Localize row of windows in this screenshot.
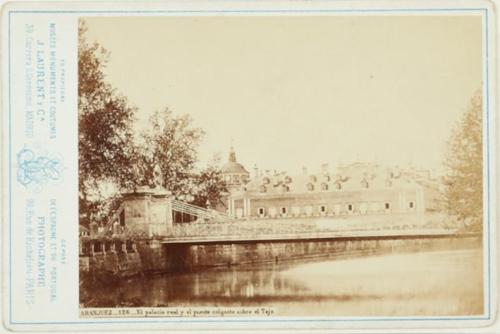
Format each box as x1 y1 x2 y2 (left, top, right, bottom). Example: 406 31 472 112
259 180 396 193
255 201 415 216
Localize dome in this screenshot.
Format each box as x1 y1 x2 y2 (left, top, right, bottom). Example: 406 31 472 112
221 146 249 175
222 161 249 174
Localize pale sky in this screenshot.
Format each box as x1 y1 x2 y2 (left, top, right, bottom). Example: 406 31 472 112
84 15 482 175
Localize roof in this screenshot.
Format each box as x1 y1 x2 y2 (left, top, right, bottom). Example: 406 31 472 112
240 162 421 196
221 161 250 174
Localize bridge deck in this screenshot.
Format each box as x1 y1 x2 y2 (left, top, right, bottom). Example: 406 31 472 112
160 229 473 245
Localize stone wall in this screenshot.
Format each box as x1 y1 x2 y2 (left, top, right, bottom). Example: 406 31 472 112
84 252 143 277
80 239 173 277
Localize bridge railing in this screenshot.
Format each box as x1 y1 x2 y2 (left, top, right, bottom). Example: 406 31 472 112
168 215 457 239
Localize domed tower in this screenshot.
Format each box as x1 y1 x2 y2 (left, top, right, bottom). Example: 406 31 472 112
221 145 250 191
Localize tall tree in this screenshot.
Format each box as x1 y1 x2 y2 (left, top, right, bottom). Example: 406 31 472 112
78 20 137 225
137 108 204 198
442 91 483 229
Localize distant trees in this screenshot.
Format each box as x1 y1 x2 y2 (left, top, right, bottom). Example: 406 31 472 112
442 92 483 230
78 20 227 226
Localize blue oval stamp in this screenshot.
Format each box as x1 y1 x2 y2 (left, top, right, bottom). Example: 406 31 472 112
16 146 63 188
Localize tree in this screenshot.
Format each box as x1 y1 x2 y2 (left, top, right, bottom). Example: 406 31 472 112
137 108 204 197
442 91 483 229
191 156 229 209
78 20 138 226
136 110 229 209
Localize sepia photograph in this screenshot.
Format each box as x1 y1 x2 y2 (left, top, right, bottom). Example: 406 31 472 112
78 15 484 316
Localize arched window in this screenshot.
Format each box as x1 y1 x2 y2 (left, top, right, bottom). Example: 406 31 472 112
335 182 342 190
260 185 267 193
284 176 293 184
282 184 290 192
309 175 317 183
307 183 315 191
361 179 369 189
321 183 329 191
263 177 271 185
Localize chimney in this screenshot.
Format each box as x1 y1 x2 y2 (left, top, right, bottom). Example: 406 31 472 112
302 166 308 175
321 163 329 175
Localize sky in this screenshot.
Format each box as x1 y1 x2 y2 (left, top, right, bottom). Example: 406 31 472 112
84 15 482 175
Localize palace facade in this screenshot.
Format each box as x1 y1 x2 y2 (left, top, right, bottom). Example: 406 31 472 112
222 152 437 220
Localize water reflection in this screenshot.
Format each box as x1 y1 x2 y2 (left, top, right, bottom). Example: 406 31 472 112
95 249 483 316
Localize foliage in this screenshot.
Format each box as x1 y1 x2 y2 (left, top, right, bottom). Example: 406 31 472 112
191 156 229 209
442 92 483 229
78 20 138 225
136 108 205 197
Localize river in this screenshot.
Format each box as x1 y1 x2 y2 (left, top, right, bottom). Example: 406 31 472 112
90 248 483 316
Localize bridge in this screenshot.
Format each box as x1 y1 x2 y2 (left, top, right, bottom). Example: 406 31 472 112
80 187 466 244
160 227 464 245
79 188 480 273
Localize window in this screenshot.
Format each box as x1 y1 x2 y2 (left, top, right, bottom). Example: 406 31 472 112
282 184 290 192
259 185 267 193
263 177 271 185
284 176 293 184
335 182 342 190
385 202 391 210
307 183 315 191
361 179 369 188
321 183 329 191
281 207 287 215
347 204 353 212
309 175 317 183
320 205 327 213
409 202 414 209
258 207 265 215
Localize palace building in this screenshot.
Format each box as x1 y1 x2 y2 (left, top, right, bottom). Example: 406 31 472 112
225 156 436 220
